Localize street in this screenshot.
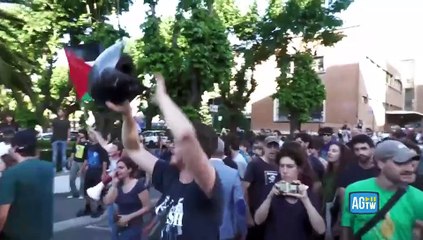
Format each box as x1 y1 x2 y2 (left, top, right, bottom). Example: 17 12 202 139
54 223 110 240
52 174 161 239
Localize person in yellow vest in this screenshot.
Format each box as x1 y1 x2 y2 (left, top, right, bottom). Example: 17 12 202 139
67 129 89 199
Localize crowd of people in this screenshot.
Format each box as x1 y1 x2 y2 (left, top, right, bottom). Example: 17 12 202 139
0 73 423 240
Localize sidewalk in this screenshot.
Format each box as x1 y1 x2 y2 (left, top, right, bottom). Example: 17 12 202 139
53 174 108 233
54 173 75 194
53 174 161 233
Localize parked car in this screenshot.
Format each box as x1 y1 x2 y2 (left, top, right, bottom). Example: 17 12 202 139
37 131 79 141
142 130 168 146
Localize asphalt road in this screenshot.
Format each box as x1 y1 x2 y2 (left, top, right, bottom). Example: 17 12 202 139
53 187 161 239
53 225 110 240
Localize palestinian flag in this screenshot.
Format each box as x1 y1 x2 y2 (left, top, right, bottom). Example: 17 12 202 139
64 49 93 103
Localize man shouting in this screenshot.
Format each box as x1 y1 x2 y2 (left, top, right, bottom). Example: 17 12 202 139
106 74 222 239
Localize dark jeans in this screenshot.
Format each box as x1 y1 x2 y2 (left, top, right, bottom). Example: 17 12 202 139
52 140 68 171
246 224 265 240
116 225 143 240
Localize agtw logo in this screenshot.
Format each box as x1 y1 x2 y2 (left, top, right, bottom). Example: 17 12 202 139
349 192 379 214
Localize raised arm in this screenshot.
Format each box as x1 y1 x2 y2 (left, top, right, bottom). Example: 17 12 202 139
153 74 216 197
106 101 158 175
88 128 108 149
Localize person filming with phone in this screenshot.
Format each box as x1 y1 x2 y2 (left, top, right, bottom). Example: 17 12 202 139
254 142 326 240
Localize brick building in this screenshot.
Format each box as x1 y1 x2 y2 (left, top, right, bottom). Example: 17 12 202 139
249 26 406 132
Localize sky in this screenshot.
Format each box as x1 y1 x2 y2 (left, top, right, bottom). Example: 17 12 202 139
56 0 423 64
54 0 423 113
106 0 262 38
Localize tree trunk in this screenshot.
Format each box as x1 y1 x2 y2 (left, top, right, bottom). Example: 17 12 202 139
228 110 240 133
289 113 301 137
189 71 201 108
93 112 117 140
144 104 158 130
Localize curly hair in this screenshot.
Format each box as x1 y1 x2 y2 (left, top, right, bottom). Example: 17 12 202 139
277 141 316 187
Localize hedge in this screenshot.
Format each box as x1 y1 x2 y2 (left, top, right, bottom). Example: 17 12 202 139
38 140 74 162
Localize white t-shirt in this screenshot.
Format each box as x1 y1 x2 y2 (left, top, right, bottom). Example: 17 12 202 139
109 158 118 172
0 142 11 156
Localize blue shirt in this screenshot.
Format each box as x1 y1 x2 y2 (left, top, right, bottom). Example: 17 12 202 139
210 159 247 239
86 144 108 169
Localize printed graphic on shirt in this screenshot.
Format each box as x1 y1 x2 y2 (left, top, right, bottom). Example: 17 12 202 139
87 150 100 167
264 171 278 185
155 196 185 239
75 145 85 159
368 211 395 240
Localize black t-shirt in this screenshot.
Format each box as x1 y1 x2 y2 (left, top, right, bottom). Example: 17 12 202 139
86 143 108 169
223 156 238 170
51 118 70 141
116 178 147 226
338 162 380 188
72 142 88 163
243 157 279 213
264 189 321 240
0 122 18 134
152 160 222 240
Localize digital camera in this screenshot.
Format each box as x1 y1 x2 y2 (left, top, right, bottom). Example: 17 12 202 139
275 181 300 194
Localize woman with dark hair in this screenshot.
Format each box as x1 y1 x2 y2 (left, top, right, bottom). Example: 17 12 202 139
103 156 152 240
321 142 353 240
283 141 321 195
0 113 19 135
254 142 326 240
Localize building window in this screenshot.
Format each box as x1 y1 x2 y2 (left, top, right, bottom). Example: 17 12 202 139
404 88 414 111
273 99 325 122
313 56 325 73
362 96 369 104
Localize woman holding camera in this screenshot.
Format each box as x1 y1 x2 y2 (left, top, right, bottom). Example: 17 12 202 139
103 156 152 240
254 142 326 240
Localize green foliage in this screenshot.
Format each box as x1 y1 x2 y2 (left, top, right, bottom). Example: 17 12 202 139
0 0 132 129
181 106 202 122
78 22 129 48
15 104 38 128
274 52 325 121
214 0 263 130
261 0 353 132
136 0 233 109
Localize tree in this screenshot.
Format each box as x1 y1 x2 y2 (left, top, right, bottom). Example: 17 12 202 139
215 0 268 131
0 8 34 102
261 0 353 134
274 51 325 133
134 0 233 126
0 0 131 130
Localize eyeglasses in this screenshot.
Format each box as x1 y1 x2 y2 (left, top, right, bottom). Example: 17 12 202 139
320 133 332 137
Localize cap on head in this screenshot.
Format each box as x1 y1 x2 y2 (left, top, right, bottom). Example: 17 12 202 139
374 140 418 163
264 136 279 146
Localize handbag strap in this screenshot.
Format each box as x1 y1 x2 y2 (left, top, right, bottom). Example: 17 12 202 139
354 187 407 239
